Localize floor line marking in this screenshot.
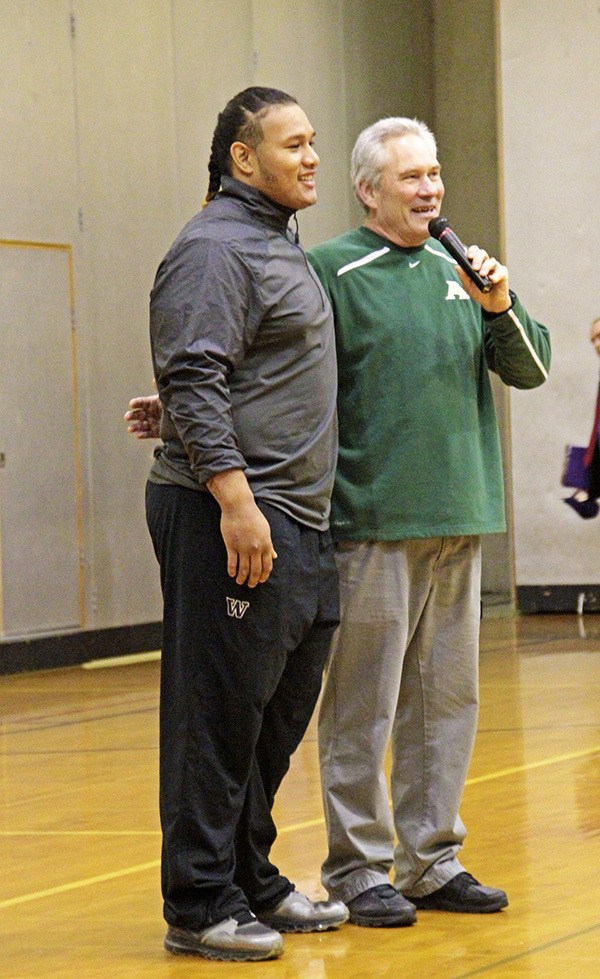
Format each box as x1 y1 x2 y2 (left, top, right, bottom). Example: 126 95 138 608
451 920 600 977
278 817 324 834
2 746 598 908
82 651 161 669
465 743 600 785
0 861 160 910
0 830 160 837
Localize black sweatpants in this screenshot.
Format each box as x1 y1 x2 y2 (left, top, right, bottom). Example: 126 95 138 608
146 482 339 930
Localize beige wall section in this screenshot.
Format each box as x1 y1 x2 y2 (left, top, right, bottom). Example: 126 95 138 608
341 0 436 227
498 0 600 587
1 0 512 640
343 0 435 135
432 0 500 254
72 0 179 624
0 2 84 638
170 1 255 224
251 0 352 246
432 0 511 599
0 1 78 240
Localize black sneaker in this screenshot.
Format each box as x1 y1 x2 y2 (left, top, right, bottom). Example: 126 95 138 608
164 915 284 961
347 884 417 927
407 872 508 913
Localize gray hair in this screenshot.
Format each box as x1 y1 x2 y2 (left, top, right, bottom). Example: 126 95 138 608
350 117 437 212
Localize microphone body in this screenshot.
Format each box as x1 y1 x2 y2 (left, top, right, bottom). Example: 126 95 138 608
428 217 493 293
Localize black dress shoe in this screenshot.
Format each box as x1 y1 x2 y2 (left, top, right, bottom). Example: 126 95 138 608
406 872 508 913
347 883 417 927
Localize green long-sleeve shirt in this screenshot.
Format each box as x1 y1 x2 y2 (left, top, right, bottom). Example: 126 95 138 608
308 226 551 541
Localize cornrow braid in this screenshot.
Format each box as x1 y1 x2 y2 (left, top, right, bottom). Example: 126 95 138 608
203 87 297 205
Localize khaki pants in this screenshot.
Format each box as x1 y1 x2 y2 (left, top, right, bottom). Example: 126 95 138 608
318 536 482 901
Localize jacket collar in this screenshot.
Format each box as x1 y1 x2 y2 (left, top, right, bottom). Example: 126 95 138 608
219 175 294 233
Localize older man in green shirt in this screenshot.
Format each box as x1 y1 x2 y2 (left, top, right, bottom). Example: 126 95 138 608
309 116 550 927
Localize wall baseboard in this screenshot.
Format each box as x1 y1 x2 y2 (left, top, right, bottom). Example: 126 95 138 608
516 585 600 614
0 622 162 676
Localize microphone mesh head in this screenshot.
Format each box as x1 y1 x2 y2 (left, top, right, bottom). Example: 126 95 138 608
428 216 449 238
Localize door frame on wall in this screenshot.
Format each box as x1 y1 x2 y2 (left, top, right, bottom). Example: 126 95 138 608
0 238 86 637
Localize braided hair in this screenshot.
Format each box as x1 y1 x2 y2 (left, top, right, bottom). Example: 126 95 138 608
204 87 298 205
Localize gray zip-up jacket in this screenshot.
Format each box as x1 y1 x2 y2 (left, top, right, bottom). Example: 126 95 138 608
148 176 338 531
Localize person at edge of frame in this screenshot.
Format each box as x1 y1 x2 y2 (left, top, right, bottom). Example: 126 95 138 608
563 314 600 518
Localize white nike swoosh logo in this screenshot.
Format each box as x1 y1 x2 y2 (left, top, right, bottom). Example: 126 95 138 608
409 261 420 268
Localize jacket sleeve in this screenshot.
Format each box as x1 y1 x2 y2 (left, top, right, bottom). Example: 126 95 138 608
483 293 551 389
149 237 262 484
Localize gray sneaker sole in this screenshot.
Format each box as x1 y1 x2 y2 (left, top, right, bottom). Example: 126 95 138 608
259 911 349 933
164 933 283 961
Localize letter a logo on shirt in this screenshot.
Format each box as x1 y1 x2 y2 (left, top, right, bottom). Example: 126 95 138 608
445 280 470 301
226 597 250 619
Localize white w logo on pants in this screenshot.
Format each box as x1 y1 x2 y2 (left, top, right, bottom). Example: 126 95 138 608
226 597 250 619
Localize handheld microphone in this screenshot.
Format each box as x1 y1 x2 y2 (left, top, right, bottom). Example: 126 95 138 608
428 216 493 293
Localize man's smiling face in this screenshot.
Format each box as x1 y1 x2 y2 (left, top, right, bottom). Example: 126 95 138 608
243 103 319 212
361 133 444 247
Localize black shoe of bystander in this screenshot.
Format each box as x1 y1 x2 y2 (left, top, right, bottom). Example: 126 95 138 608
406 872 508 913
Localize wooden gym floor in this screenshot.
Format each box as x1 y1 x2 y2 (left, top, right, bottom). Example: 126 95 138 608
1 612 599 977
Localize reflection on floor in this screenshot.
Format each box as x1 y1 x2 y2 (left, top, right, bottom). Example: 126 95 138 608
1 612 599 977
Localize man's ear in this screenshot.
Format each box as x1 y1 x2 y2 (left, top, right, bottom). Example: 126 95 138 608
230 141 254 177
356 180 376 211
356 180 377 210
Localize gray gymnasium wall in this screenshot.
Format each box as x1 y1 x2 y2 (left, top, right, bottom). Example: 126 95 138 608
3 0 547 656
498 0 600 610
432 0 509 599
0 0 438 650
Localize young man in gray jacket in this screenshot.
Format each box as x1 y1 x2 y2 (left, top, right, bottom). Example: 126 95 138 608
143 87 347 963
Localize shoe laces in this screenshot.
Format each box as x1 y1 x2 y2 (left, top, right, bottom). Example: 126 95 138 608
234 910 257 926
455 872 480 888
371 883 400 899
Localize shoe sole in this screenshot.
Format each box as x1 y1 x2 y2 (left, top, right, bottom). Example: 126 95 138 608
410 898 508 914
164 936 283 961
348 910 416 928
259 913 349 933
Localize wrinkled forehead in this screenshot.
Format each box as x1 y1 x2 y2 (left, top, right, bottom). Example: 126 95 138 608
382 133 439 171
